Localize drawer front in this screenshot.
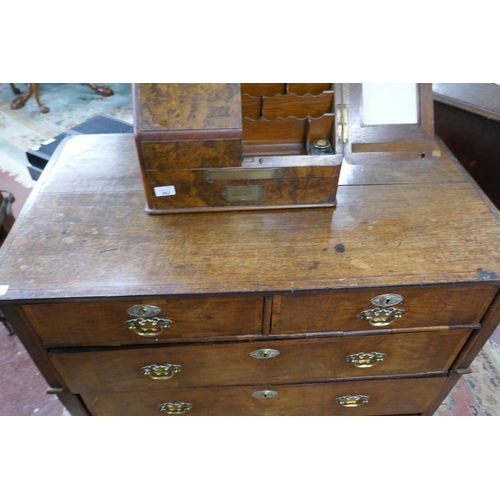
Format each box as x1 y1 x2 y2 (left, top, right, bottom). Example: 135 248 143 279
83 377 447 416
51 329 471 393
271 284 498 334
22 296 264 346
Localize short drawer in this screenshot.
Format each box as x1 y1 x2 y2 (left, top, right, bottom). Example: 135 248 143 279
50 329 471 393
22 296 264 346
82 376 448 416
271 284 498 334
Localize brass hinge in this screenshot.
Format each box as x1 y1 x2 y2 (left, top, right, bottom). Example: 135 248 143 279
337 104 349 144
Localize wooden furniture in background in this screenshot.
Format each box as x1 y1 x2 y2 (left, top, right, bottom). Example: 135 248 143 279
10 83 114 114
0 190 15 247
0 133 499 415
433 83 500 209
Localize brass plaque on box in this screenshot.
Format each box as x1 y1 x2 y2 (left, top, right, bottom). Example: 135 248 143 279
221 185 265 202
204 168 284 182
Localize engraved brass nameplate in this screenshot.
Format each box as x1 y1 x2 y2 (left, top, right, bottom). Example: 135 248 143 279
221 185 265 202
204 168 283 182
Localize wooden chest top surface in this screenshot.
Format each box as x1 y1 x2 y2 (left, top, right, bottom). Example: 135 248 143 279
1 133 500 301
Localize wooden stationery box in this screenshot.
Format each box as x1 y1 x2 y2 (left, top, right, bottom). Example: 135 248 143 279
133 83 343 213
133 83 438 214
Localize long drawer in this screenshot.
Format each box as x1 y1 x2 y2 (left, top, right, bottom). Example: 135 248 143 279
50 329 471 393
82 376 448 416
271 284 498 334
22 296 264 346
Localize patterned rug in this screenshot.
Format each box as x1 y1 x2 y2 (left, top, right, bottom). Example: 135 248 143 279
1 82 499 416
0 83 133 188
436 329 500 416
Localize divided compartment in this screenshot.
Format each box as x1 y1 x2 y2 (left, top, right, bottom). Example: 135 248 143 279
241 83 337 157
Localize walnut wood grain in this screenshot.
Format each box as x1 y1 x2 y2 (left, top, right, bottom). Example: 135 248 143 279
22 296 264 347
143 170 339 211
83 376 447 416
141 139 242 170
134 83 242 131
271 285 498 335
50 329 471 393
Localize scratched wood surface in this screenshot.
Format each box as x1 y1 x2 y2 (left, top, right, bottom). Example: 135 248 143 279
1 133 500 301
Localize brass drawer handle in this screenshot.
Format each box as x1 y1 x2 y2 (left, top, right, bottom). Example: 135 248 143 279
125 317 173 337
335 395 370 407
249 348 280 359
141 363 181 380
346 352 386 368
158 402 193 415
360 293 404 327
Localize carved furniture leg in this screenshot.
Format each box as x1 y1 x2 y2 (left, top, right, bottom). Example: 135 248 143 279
31 83 50 113
10 83 21 94
11 83 49 113
87 83 114 97
11 84 33 110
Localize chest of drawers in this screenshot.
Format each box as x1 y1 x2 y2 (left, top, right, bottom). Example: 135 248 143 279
1 134 500 416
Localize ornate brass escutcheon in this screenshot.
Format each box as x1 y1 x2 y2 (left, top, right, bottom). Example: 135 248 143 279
346 352 386 368
125 317 173 337
141 363 181 380
126 304 163 318
252 389 279 399
158 402 193 415
360 293 405 327
335 395 370 407
249 348 280 359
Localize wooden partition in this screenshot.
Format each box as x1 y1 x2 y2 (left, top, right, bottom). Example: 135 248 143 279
241 83 336 156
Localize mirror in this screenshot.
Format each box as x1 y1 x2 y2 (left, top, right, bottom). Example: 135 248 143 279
361 83 419 125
